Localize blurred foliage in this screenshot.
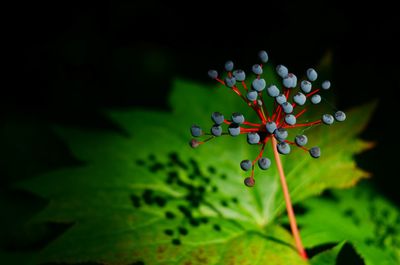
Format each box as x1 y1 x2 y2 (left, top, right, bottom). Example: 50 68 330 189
298 183 400 265
6 70 385 264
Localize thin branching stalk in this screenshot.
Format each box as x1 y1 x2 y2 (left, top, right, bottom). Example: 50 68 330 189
272 136 308 259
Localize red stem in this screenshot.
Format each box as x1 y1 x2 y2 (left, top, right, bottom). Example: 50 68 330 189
252 142 266 165
243 121 262 127
215 78 225 85
284 140 309 152
271 137 308 259
284 120 322 128
275 105 283 125
306 89 320 98
223 119 232 125
259 93 271 121
231 85 266 123
240 128 260 133
241 81 248 91
295 108 307 118
284 88 290 100
231 86 244 98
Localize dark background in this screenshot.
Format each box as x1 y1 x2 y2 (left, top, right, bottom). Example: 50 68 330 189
1 0 399 261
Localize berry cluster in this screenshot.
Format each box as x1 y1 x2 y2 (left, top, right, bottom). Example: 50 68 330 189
190 51 346 187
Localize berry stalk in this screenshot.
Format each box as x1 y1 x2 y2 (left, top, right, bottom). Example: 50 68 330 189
200 50 346 258
271 136 308 260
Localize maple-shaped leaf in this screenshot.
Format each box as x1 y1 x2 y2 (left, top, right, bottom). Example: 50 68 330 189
297 183 400 265
15 73 375 264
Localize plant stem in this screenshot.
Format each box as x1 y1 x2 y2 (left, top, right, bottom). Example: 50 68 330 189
271 137 308 260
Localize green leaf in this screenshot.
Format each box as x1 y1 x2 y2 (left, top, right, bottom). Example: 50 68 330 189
310 241 346 265
298 183 400 265
16 72 375 264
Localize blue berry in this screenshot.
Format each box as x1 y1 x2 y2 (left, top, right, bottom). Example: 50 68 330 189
322 114 334 125
277 142 291 155
293 92 306 106
307 68 318 81
208 70 218 79
276 94 287 105
281 102 293 114
225 77 236 88
252 64 263 75
295 135 308 146
300 80 312 93
283 73 297 88
258 157 271 170
284 114 296 125
274 128 288 141
246 90 258 101
191 125 202 137
232 113 245 124
252 78 266 92
247 133 260 145
258 50 269 63
291 74 298 87
283 76 293 88
225 61 234 71
189 139 200 148
211 112 224 125
334 111 346 122
267 85 280 97
322 80 331 90
201 53 344 167
240 160 252 171
228 123 241 136
233 69 246 81
266 121 277 134
309 147 321 158
311 94 321 104
276 65 289 78
244 177 255 187
211 125 222 136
